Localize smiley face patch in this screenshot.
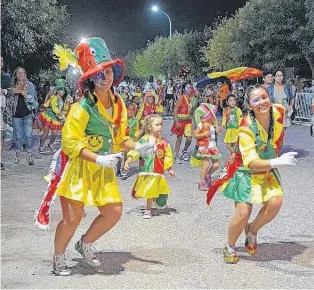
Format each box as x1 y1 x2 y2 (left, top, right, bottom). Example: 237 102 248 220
87 135 103 152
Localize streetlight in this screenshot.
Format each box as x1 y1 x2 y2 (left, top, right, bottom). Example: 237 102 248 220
80 37 87 43
151 5 172 40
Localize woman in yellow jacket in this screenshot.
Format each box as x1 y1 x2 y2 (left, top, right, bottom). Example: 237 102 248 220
38 37 154 276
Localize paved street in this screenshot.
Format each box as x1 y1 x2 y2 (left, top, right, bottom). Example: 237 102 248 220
1 121 314 289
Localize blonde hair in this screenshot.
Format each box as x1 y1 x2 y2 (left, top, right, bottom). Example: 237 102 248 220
12 67 28 94
140 114 163 137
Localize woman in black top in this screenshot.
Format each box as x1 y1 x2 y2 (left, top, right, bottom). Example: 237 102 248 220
6 67 37 165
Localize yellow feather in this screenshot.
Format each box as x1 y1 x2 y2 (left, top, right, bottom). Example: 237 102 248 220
52 44 81 72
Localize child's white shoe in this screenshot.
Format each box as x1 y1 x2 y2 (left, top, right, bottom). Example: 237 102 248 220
143 210 152 219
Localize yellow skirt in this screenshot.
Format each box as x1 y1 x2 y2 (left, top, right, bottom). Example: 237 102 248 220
132 175 170 198
224 128 238 143
56 157 122 206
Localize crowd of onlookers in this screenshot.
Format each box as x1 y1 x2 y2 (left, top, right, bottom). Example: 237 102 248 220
1 56 314 171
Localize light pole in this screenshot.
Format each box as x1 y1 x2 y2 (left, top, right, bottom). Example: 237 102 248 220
152 5 172 40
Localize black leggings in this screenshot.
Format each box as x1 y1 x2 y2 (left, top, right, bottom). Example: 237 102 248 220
164 94 175 115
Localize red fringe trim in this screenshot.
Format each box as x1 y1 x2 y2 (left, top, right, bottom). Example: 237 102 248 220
206 153 242 206
38 114 62 130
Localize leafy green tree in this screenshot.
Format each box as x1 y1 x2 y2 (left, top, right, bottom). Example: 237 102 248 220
204 16 240 71
121 50 144 80
296 0 314 76
205 0 314 77
1 0 70 75
135 31 208 79
184 30 210 78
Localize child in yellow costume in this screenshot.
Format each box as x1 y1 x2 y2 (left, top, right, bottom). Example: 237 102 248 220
124 114 176 219
221 94 242 163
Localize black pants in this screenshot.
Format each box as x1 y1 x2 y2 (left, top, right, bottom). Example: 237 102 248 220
164 94 175 115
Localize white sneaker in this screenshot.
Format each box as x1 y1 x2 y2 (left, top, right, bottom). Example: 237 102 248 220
53 253 72 276
75 236 101 267
182 151 189 161
218 168 228 179
143 210 152 219
174 156 182 164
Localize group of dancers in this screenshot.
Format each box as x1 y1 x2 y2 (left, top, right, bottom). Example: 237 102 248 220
33 37 298 275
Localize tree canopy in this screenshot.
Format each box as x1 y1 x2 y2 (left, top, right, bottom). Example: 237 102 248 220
134 31 208 80
205 0 314 77
1 0 70 75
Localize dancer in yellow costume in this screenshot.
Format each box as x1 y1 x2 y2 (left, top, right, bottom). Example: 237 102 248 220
206 86 298 264
43 37 154 276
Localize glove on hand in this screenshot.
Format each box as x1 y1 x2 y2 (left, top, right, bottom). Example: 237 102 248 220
270 152 298 168
96 152 123 168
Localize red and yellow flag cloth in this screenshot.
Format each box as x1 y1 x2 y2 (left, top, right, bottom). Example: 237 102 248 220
208 67 263 83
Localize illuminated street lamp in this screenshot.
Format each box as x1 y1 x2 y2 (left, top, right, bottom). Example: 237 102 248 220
80 37 87 43
151 5 172 40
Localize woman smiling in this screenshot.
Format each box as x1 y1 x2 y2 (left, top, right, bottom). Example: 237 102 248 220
207 85 298 264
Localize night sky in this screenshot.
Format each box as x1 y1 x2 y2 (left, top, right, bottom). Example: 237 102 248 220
60 0 247 56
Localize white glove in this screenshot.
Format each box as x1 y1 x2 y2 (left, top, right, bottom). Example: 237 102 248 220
96 152 123 168
134 141 154 157
270 152 298 168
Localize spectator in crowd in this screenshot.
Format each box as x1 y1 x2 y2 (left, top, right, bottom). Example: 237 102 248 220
164 79 176 116
5 67 37 165
288 79 297 99
1 56 11 170
262 71 273 89
267 70 293 128
144 75 157 93
129 79 136 96
305 80 314 93
294 75 303 93
118 75 130 89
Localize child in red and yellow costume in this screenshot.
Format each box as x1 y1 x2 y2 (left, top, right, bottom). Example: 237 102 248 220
124 114 176 219
136 90 163 128
191 103 222 191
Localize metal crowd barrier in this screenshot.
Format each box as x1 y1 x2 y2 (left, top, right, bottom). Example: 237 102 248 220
292 93 314 126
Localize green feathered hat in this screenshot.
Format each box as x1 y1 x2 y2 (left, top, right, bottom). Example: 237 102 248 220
54 79 67 94
53 37 125 88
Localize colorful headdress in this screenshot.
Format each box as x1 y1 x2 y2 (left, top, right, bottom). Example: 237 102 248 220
53 37 125 87
54 79 67 94
194 103 217 124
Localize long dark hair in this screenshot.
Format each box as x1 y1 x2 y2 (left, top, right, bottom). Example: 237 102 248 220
246 85 274 141
82 79 117 106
